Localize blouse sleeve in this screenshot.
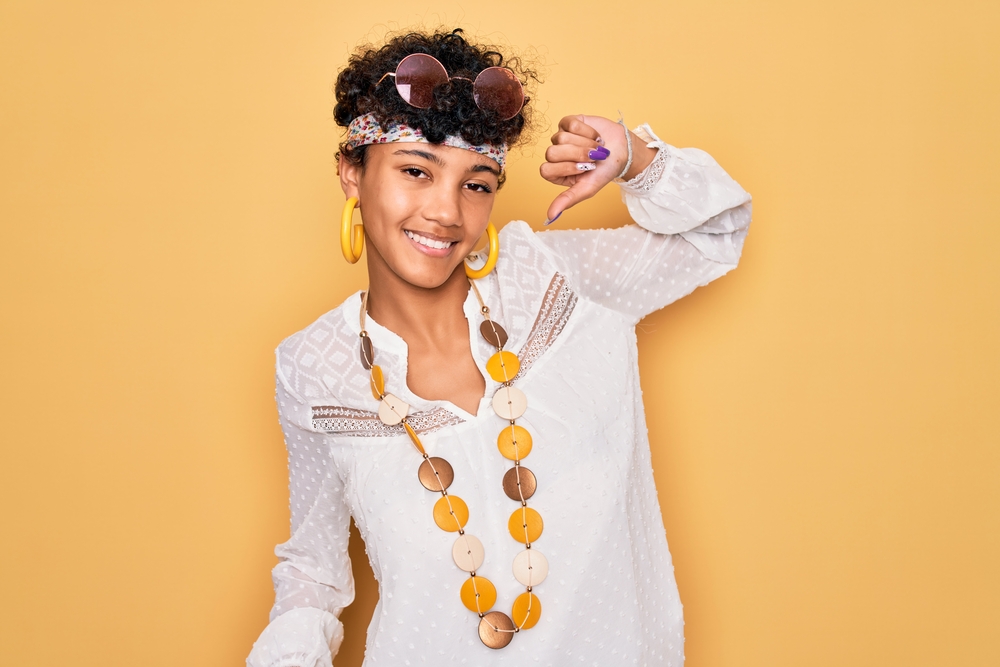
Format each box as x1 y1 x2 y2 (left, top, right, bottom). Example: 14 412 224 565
246 370 355 667
535 123 752 322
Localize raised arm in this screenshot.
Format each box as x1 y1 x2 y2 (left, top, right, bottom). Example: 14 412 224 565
247 373 354 667
537 116 751 321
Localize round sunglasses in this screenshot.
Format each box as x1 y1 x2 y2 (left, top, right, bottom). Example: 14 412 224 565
376 53 525 121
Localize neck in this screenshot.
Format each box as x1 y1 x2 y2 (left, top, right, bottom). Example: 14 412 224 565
365 257 472 348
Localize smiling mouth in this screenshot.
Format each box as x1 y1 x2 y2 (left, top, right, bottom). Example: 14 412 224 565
404 230 458 251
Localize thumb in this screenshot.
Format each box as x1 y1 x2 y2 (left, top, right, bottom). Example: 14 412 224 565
545 178 604 225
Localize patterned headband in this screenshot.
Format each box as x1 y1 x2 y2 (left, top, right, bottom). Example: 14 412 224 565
345 113 507 171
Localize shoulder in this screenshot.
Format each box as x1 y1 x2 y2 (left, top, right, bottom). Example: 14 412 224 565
488 221 582 353
497 219 546 249
493 220 562 281
275 292 367 407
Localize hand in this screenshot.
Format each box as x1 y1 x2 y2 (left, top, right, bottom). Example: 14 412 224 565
539 114 652 224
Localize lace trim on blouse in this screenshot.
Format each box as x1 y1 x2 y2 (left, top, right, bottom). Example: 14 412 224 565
311 272 578 437
513 272 578 381
622 144 671 192
311 405 463 437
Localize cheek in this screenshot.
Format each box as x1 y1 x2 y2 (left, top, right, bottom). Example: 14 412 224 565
470 189 497 221
358 181 408 240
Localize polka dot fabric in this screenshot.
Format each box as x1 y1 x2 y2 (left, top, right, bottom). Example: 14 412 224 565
247 128 752 667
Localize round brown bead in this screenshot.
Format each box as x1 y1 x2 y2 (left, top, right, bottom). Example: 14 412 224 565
478 611 515 648
417 457 454 492
360 336 374 370
480 320 509 348
502 466 536 501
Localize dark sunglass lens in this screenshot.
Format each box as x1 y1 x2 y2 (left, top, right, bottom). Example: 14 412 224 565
394 54 449 108
473 67 524 120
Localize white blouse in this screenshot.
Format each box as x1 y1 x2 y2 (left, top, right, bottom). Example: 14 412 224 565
247 125 752 667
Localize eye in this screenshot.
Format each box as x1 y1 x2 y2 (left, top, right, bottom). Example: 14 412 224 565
465 182 493 194
402 167 428 179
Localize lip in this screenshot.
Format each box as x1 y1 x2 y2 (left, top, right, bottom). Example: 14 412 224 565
403 229 459 258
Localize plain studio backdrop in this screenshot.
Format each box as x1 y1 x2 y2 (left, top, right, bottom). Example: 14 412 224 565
1 2 998 666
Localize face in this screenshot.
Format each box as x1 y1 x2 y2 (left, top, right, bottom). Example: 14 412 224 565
340 142 500 290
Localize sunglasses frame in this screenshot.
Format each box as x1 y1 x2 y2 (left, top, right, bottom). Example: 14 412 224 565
376 53 525 121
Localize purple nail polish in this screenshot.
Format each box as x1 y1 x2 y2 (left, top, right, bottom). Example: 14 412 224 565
543 211 562 226
588 148 609 160
595 145 610 156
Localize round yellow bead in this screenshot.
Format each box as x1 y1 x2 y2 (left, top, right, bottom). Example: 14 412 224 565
460 575 497 614
403 422 426 456
511 591 542 629
507 506 543 543
486 350 520 383
369 365 385 401
433 495 469 532
497 425 533 460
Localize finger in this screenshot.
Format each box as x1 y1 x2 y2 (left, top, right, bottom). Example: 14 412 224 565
557 114 603 143
540 161 597 182
549 129 601 148
544 143 610 164
545 177 605 223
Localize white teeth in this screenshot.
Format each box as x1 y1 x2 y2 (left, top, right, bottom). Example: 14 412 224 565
405 230 454 250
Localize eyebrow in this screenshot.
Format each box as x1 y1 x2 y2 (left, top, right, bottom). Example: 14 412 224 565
392 148 500 178
393 148 443 165
471 163 501 177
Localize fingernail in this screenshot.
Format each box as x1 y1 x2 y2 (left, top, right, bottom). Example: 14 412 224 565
576 162 596 171
596 136 604 145
589 147 610 160
543 211 562 226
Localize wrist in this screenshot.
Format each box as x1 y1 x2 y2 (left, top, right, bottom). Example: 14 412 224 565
621 135 656 181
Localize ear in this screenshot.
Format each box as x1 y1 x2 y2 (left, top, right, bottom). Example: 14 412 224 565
338 154 362 200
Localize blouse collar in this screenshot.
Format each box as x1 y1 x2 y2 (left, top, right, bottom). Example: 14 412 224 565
339 279 494 416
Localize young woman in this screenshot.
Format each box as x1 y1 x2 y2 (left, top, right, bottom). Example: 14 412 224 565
248 28 751 667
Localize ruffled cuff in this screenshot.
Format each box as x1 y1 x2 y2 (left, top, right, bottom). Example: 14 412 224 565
246 607 344 667
618 123 752 235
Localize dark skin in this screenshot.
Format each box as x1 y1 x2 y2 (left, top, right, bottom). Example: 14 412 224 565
339 115 655 415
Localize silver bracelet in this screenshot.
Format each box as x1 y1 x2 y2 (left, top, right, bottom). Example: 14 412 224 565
614 114 634 181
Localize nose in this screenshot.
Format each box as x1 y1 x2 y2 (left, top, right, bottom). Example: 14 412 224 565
422 180 463 229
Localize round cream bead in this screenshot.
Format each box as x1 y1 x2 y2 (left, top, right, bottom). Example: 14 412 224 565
512 548 548 587
492 386 527 420
377 393 408 425
452 534 486 572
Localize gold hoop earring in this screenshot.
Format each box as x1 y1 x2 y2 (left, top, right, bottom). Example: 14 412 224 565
465 222 499 279
341 197 364 263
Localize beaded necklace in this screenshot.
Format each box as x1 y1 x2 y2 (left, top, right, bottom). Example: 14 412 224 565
358 279 544 649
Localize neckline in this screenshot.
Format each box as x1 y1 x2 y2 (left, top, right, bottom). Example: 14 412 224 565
342 278 497 421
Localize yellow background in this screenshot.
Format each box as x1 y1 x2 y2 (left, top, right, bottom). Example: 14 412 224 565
1 1 998 665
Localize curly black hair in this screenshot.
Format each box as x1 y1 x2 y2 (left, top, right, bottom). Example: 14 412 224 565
334 28 539 187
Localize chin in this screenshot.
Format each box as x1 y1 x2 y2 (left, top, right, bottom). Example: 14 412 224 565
394 263 462 291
